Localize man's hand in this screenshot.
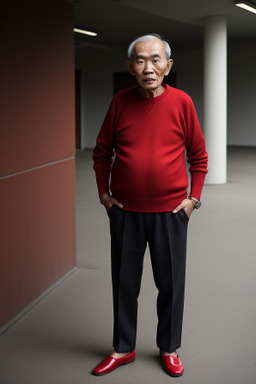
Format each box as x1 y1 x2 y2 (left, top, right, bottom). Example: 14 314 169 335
100 193 123 213
172 198 197 219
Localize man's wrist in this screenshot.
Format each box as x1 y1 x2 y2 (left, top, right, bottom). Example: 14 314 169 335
188 196 202 209
100 193 110 198
100 193 110 204
189 196 198 202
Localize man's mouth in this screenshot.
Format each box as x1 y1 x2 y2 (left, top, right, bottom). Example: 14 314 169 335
143 78 155 83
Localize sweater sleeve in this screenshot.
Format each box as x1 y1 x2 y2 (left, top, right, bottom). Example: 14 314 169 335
92 97 117 197
183 96 208 200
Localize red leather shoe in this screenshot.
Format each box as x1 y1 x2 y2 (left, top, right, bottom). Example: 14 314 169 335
160 351 184 377
92 351 136 376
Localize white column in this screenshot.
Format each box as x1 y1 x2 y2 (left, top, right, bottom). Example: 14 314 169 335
204 16 227 184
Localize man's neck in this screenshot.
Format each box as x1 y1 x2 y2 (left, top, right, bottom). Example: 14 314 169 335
139 85 165 99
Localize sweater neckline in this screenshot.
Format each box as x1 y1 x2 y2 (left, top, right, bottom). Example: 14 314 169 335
136 84 170 103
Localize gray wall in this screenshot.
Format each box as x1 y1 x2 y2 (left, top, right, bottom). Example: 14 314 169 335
75 38 256 149
227 39 256 146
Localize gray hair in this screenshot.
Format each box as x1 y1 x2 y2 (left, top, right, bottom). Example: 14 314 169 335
127 33 171 61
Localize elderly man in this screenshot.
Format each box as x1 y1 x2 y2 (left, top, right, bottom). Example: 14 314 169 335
92 33 208 377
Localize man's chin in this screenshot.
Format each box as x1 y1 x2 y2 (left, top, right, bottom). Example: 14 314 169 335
140 83 159 91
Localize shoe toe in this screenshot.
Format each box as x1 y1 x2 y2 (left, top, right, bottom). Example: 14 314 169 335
161 355 184 377
92 356 115 375
92 351 136 376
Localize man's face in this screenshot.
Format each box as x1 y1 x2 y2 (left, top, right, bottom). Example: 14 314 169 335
126 38 173 96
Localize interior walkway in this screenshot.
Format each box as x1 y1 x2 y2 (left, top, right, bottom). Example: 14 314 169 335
0 147 256 384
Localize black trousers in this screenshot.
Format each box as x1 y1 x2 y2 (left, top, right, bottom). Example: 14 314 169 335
108 205 188 353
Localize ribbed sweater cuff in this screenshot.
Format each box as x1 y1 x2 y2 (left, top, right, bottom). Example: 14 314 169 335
190 171 207 200
94 168 110 197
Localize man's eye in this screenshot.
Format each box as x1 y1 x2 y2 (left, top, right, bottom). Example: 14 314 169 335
153 59 160 63
137 60 143 64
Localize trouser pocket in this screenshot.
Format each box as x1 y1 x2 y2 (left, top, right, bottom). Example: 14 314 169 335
107 205 119 218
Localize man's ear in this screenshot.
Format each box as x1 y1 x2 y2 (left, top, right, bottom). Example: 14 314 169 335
126 60 135 76
165 59 174 76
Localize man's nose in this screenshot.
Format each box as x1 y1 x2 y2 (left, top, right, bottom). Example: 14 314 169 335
143 62 153 72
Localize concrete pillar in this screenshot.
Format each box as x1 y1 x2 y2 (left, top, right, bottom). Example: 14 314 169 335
204 16 227 184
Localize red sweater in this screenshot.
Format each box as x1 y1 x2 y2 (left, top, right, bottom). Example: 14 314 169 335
93 85 208 212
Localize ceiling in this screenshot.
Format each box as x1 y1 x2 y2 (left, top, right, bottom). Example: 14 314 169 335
73 0 256 49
